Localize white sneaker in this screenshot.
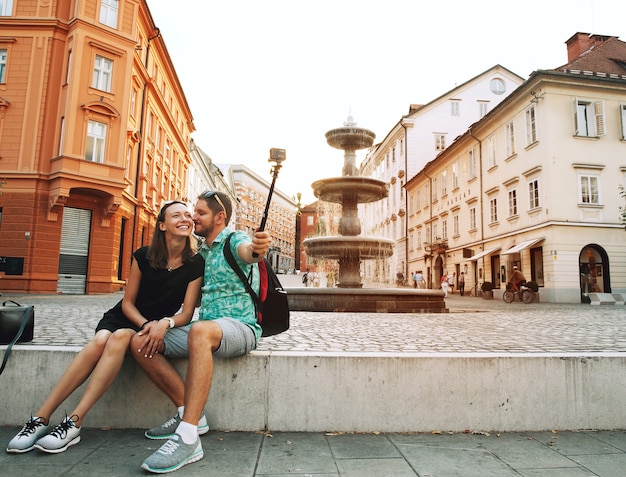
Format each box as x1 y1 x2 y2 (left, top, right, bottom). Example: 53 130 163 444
34 414 81 454
6 416 50 453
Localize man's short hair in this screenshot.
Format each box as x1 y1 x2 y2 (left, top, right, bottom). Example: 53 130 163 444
198 190 232 225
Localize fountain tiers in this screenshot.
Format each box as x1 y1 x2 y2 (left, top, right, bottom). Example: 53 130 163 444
290 117 447 312
312 177 390 204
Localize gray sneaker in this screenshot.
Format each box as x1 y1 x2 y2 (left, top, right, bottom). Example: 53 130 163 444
145 413 209 440
34 414 81 454
141 434 203 473
6 416 50 453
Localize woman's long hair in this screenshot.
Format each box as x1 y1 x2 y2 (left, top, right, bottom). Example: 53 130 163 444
147 201 197 270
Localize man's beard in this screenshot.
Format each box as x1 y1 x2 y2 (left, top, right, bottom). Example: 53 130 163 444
194 220 214 239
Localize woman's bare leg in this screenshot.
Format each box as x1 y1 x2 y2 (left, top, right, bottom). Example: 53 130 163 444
34 330 112 423
70 329 135 426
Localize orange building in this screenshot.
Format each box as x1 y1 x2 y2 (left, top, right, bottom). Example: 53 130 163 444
0 0 194 293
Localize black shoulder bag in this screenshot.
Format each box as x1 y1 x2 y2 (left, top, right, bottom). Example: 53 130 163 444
223 233 290 337
0 300 35 376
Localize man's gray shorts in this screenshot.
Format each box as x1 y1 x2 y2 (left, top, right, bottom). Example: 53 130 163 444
163 318 257 359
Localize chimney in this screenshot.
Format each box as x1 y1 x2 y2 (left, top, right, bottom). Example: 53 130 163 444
566 32 614 62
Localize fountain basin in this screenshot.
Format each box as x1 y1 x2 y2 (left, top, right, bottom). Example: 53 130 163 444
303 236 394 260
325 127 376 150
312 177 389 204
285 287 448 313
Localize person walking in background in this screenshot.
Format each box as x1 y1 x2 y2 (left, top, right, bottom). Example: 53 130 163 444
415 270 425 289
132 191 270 474
441 273 449 297
447 272 455 294
459 272 466 296
6 201 204 455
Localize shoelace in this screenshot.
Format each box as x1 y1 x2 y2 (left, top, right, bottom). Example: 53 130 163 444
49 414 78 439
17 417 45 437
160 416 178 429
157 438 181 456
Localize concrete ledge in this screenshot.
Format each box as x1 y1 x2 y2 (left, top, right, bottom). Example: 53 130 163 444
1 346 625 432
588 293 617 305
612 293 625 305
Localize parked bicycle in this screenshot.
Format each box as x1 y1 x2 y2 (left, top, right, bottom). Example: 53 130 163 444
468 282 483 297
503 282 535 304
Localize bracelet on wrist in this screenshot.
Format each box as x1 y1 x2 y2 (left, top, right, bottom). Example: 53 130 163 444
140 321 149 330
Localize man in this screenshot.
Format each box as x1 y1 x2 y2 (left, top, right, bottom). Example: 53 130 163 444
132 191 270 473
509 266 526 292
458 272 465 296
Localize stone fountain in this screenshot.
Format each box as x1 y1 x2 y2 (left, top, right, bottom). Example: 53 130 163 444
286 116 447 313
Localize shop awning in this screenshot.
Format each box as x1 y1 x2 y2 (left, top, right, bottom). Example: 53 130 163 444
469 247 501 261
501 238 544 255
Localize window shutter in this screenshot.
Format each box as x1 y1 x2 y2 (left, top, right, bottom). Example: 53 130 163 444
573 97 580 136
594 101 605 136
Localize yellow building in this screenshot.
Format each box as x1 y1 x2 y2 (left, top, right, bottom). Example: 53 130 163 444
0 0 194 293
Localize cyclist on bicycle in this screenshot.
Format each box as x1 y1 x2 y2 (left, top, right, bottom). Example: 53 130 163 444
508 266 526 292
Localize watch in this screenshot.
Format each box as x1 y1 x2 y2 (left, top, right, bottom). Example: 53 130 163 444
164 317 175 328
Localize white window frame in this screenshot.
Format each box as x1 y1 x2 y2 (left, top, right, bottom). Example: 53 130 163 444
442 220 448 240
130 88 137 117
469 207 476 230
0 48 6 83
579 174 600 205
441 170 447 196
505 121 515 157
417 230 422 249
434 133 446 151
620 103 626 140
452 162 459 189
86 120 107 163
432 178 438 201
453 215 459 236
574 98 605 137
508 189 518 217
450 100 460 117
487 135 496 168
478 101 489 118
92 55 113 92
0 0 13 16
525 104 537 146
528 179 540 210
468 148 476 178
99 0 119 28
489 198 498 224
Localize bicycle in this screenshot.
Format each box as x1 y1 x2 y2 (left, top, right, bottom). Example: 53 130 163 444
468 283 483 297
503 283 535 304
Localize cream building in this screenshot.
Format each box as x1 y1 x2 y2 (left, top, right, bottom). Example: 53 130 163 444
405 33 626 303
360 65 524 287
226 164 297 273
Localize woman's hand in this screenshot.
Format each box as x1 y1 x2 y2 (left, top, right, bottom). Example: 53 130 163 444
136 319 170 358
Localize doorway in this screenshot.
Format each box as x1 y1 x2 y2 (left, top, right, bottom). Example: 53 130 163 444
57 207 92 294
579 244 610 303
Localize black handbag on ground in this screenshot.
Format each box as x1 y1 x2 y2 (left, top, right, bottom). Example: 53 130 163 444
0 300 35 376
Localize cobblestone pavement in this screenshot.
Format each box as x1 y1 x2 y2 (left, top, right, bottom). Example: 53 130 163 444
2 287 625 353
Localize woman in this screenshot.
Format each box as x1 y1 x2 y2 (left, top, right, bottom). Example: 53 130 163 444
6 201 204 454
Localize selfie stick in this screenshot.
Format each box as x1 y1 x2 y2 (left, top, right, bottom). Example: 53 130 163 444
252 148 286 258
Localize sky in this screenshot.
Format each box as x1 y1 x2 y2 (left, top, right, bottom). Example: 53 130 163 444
147 0 626 206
